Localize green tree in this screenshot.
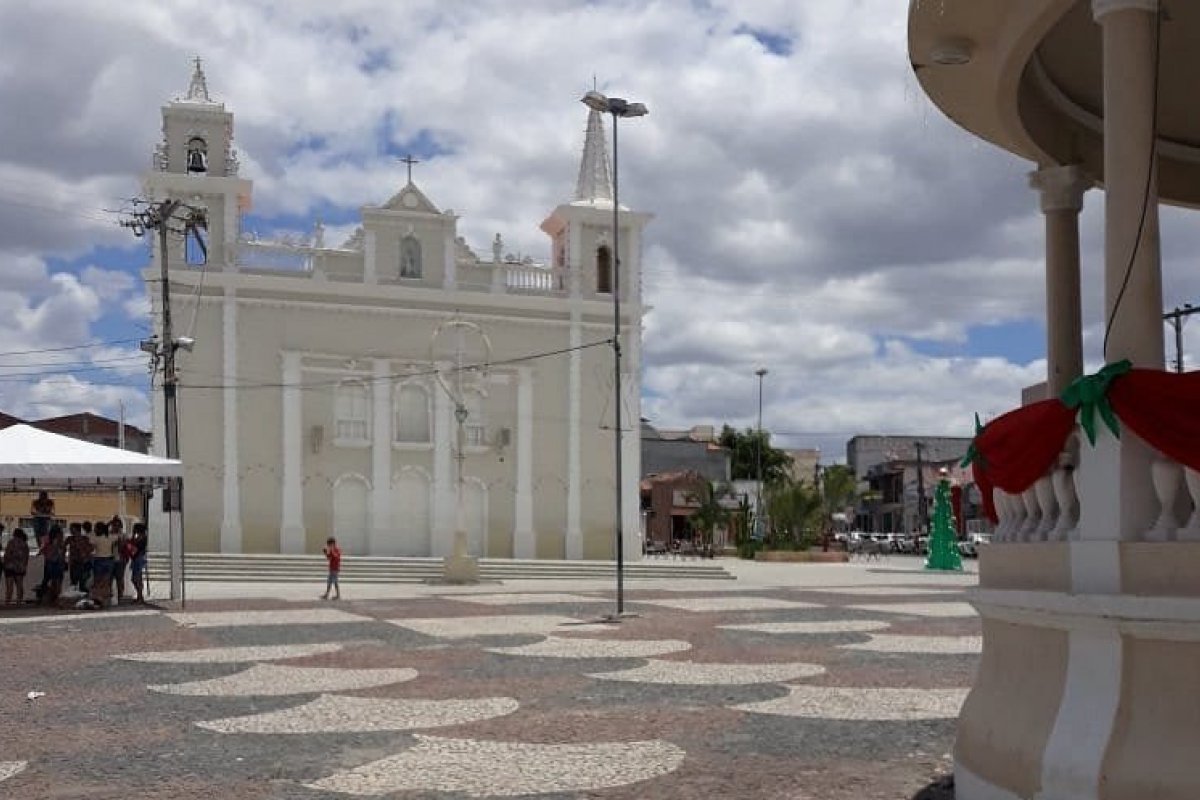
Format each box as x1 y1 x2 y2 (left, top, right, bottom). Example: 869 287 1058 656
686 482 733 550
816 464 859 550
764 479 823 549
719 425 793 484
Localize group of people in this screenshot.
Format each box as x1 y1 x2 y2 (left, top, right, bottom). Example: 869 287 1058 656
1 492 150 608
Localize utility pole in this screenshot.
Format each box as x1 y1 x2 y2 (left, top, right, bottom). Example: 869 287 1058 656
122 199 206 605
913 441 927 535
1163 304 1197 373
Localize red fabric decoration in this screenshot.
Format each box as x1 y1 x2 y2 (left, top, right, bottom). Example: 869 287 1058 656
971 399 1076 522
1110 369 1200 473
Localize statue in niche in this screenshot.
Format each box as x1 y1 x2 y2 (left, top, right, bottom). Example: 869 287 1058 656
400 234 422 278
186 137 208 174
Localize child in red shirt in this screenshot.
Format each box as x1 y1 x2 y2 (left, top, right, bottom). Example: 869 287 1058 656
321 537 341 600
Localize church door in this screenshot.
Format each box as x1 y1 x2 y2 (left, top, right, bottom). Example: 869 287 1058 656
333 476 370 555
392 472 431 556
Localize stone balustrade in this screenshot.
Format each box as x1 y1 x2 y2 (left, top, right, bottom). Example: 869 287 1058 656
990 431 1200 544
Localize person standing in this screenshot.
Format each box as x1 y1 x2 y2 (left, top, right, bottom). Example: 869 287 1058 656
3 529 30 604
30 491 55 546
321 537 341 600
66 523 87 592
110 517 130 603
129 522 149 604
89 521 116 608
39 524 66 605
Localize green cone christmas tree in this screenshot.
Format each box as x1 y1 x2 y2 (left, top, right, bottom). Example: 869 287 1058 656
925 472 963 571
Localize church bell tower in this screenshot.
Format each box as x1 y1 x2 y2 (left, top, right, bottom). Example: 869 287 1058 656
143 58 252 269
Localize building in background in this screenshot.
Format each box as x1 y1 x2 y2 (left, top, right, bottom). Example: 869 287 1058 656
144 62 650 559
640 421 730 482
845 435 979 534
783 448 821 486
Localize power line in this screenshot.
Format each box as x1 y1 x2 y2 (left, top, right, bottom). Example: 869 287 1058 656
0 337 144 360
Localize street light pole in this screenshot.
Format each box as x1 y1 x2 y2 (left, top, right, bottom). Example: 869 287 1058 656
581 90 647 618
755 367 768 539
914 441 927 535
1164 303 1197 373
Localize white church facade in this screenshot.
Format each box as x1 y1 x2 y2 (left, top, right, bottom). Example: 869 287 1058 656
144 62 649 560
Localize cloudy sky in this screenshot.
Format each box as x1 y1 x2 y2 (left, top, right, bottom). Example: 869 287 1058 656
1 0 1198 460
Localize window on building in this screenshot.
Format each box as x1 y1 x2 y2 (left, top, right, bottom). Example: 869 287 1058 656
464 390 487 448
596 245 612 294
394 382 431 444
400 234 422 278
334 380 370 443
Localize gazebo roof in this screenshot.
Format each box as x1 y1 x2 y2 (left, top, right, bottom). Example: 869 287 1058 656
0 424 182 488
908 0 1200 207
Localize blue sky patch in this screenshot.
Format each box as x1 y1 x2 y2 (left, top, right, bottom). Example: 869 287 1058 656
733 24 794 56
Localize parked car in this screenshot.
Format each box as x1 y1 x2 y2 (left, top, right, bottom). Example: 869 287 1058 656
958 533 991 558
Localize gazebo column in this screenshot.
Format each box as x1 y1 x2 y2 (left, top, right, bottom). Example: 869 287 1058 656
1081 0 1164 546
1029 165 1089 396
1095 0 1164 369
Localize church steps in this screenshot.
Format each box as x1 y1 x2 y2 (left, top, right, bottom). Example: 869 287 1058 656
146 554 735 583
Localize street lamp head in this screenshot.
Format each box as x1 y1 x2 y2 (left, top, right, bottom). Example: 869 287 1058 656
755 367 768 378
580 91 649 118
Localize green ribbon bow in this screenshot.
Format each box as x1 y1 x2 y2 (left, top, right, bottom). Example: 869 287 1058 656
959 413 985 468
1059 360 1132 445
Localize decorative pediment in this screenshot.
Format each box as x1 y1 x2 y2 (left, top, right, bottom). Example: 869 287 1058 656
381 182 440 215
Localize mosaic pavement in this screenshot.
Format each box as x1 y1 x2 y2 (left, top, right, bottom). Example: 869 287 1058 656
0 569 977 799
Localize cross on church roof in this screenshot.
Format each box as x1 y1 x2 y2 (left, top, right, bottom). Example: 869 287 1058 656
399 154 420 184
185 56 212 102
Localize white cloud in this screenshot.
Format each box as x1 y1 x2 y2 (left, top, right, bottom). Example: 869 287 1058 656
2 1 1198 447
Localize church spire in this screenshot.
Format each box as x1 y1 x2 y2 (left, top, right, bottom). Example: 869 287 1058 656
573 108 613 204
183 56 212 103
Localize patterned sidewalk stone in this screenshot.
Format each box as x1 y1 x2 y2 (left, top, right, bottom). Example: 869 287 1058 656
197 693 519 734
304 734 687 797
588 659 826 685
719 620 891 635
807 586 963 596
148 663 417 696
736 685 970 721
115 642 346 663
167 608 373 627
486 636 692 659
840 634 982 654
635 596 820 613
0 762 26 783
442 592 607 605
847 602 978 618
387 614 598 638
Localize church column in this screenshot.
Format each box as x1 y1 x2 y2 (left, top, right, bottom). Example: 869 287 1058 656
364 229 378 284
280 351 306 552
566 232 584 559
1029 165 1089 396
442 219 457 290
432 368 454 557
370 358 392 555
513 366 536 558
219 288 242 552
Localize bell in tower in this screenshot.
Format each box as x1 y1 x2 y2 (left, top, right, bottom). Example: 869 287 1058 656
186 137 208 174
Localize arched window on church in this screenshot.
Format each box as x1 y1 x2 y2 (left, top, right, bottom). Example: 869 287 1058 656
186 136 208 174
596 245 612 294
400 235 422 278
334 380 370 444
394 382 431 444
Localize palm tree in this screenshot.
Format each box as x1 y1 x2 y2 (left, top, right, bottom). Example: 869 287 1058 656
765 479 823 549
687 482 733 555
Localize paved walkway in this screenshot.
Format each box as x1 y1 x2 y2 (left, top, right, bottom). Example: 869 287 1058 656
0 558 976 799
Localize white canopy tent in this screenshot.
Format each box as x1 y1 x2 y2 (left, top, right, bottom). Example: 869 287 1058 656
0 424 185 604
0 424 182 487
